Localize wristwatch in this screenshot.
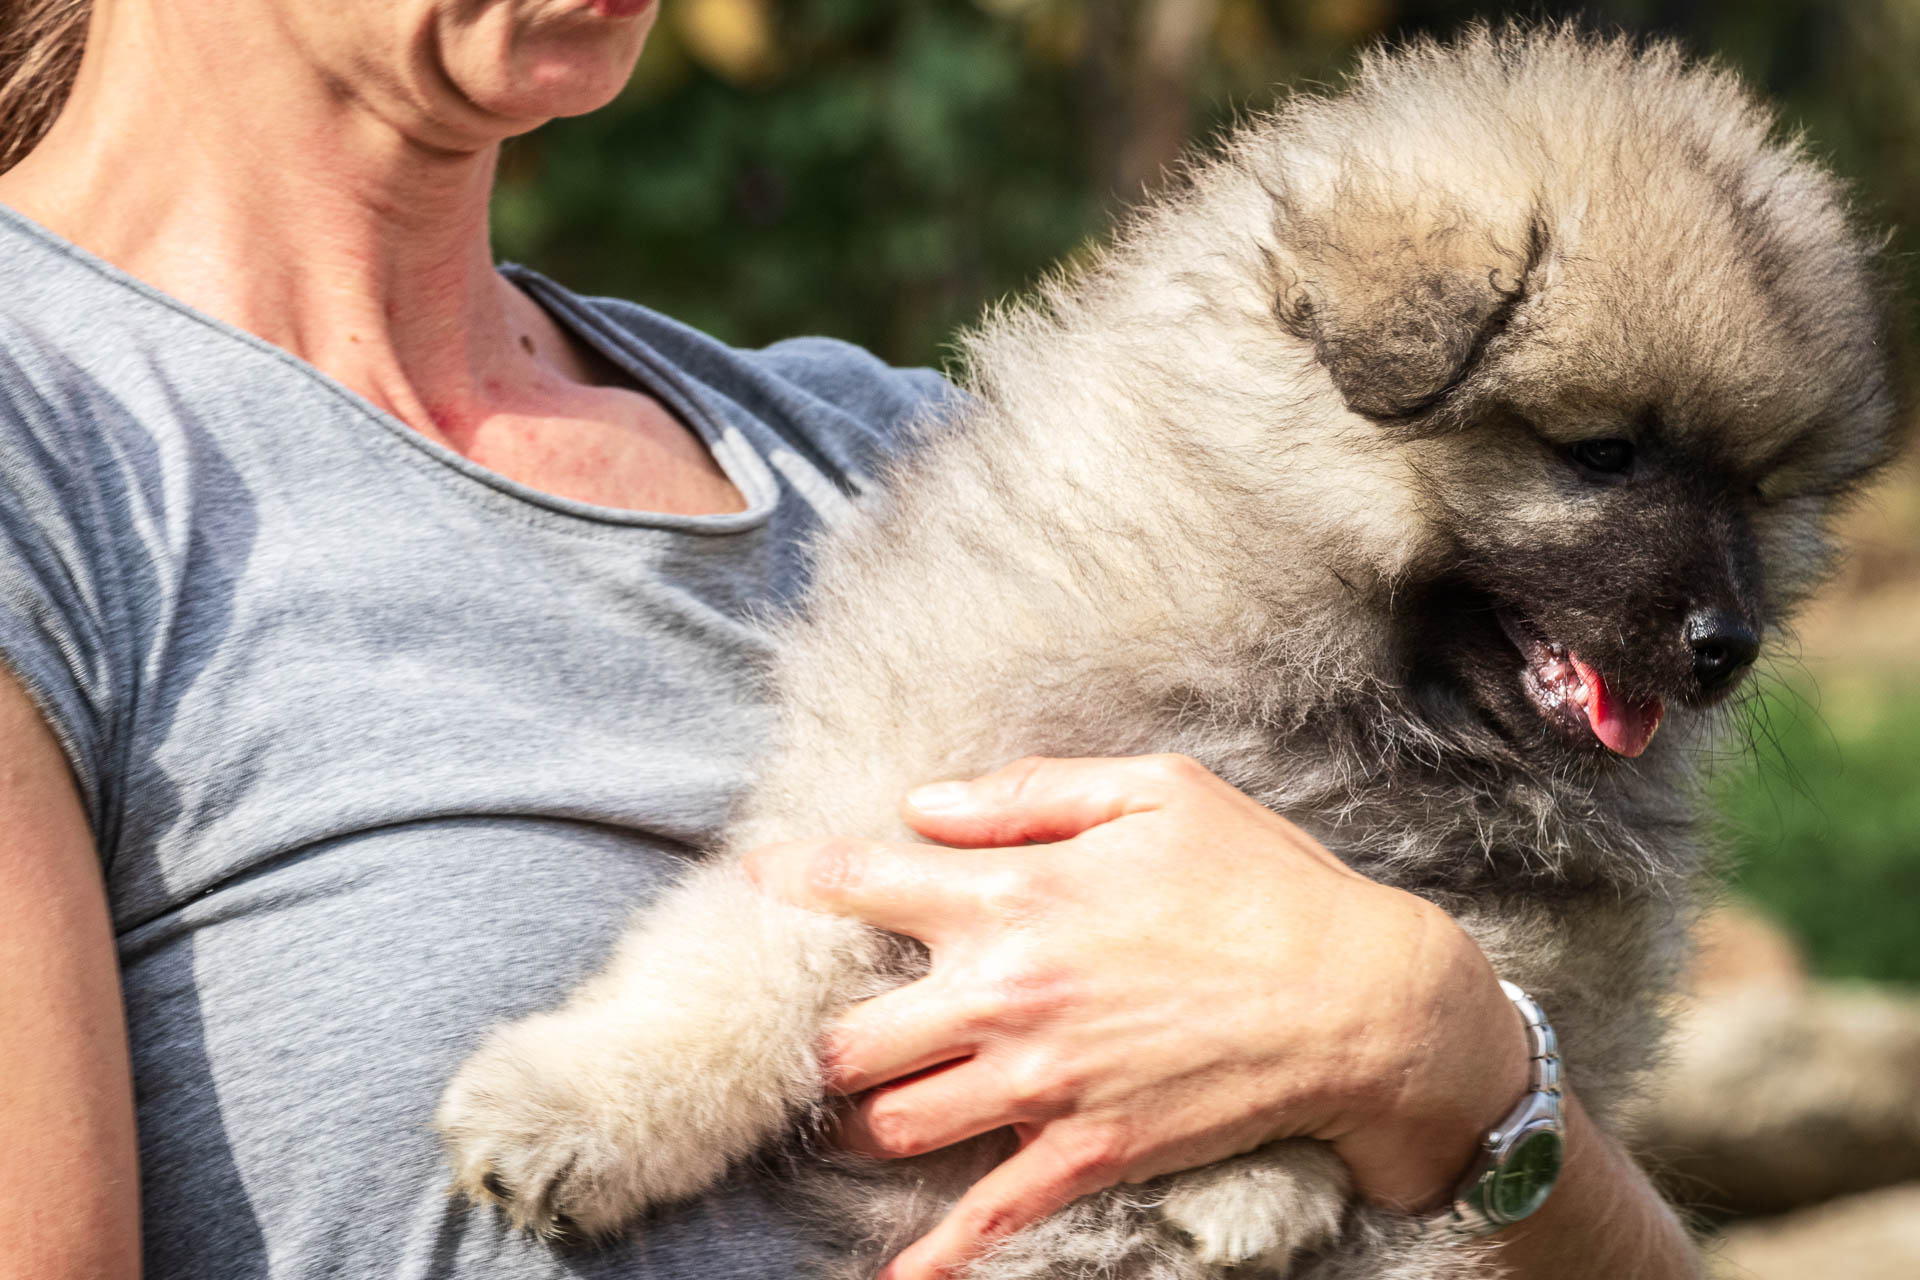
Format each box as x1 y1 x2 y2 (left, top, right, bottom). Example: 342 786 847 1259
1423 980 1565 1238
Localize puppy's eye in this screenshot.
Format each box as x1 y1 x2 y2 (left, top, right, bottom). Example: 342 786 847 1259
1568 438 1634 474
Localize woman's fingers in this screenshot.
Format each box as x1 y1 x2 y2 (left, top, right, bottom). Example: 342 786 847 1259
875 1127 1120 1280
751 755 1235 935
823 982 992 1094
742 838 1016 943
901 753 1215 847
835 1059 1022 1159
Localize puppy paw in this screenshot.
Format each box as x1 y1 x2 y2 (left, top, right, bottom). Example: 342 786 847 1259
1159 1140 1351 1273
435 1009 731 1240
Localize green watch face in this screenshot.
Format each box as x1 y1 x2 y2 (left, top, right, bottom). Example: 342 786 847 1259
1489 1128 1563 1223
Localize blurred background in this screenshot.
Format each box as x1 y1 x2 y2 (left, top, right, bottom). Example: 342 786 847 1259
497 2 1920 1273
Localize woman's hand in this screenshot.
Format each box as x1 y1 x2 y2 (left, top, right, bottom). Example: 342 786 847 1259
743 755 1527 1279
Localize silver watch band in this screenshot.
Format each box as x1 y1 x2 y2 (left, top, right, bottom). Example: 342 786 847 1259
1423 980 1566 1239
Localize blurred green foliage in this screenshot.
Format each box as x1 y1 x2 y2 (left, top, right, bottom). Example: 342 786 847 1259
1722 680 1920 986
496 3 1103 366
495 0 1920 369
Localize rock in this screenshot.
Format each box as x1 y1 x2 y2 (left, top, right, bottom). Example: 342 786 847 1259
1686 900 1806 997
1638 984 1920 1215
1711 1182 1920 1280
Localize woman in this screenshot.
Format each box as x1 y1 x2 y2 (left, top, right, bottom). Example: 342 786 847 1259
0 3 1699 1277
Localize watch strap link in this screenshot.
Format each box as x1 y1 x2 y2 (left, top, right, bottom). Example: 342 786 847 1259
1423 980 1567 1239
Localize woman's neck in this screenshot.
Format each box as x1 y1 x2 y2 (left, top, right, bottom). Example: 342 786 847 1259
0 2 560 431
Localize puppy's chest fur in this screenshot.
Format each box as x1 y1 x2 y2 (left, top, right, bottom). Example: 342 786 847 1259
747 631 1695 1278
753 498 1702 1129
750 614 1687 1280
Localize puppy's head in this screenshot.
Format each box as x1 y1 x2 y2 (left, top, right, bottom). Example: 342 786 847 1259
1271 26 1901 761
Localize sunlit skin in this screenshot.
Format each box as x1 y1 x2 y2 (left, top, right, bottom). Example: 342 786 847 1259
0 3 1699 1277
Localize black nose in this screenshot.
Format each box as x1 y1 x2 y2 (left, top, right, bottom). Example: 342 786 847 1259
1686 610 1760 691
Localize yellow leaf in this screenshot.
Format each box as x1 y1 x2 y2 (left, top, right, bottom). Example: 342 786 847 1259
672 0 781 86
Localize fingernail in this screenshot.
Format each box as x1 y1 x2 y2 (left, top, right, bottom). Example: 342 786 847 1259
908 781 970 812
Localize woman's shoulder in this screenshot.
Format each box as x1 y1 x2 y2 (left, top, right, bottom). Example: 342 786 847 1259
0 300 129 844
0 211 277 841
0 207 248 455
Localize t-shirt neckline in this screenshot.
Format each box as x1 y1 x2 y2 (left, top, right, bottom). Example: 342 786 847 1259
0 202 781 534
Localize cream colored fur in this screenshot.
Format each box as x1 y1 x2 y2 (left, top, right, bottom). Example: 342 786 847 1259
436 25 1896 1279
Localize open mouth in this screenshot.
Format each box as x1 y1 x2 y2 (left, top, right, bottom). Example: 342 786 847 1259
1496 612 1665 757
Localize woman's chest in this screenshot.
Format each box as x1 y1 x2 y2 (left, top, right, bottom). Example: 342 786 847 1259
100 459 796 932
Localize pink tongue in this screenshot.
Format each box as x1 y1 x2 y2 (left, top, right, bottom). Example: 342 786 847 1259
1568 655 1664 757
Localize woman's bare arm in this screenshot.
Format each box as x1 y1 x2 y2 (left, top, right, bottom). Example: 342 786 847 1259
1485 1090 1701 1277
0 668 140 1279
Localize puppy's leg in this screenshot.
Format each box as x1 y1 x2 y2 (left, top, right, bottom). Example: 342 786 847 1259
1157 1139 1351 1273
436 861 878 1238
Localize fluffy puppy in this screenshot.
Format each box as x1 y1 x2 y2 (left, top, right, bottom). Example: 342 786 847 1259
436 24 1900 1280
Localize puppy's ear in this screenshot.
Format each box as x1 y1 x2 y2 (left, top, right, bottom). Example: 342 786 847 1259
1281 218 1544 420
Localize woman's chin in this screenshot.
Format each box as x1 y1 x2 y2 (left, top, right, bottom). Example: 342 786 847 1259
442 6 655 133
503 67 636 121
455 49 644 129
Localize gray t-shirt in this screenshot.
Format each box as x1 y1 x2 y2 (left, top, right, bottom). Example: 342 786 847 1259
0 205 951 1278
